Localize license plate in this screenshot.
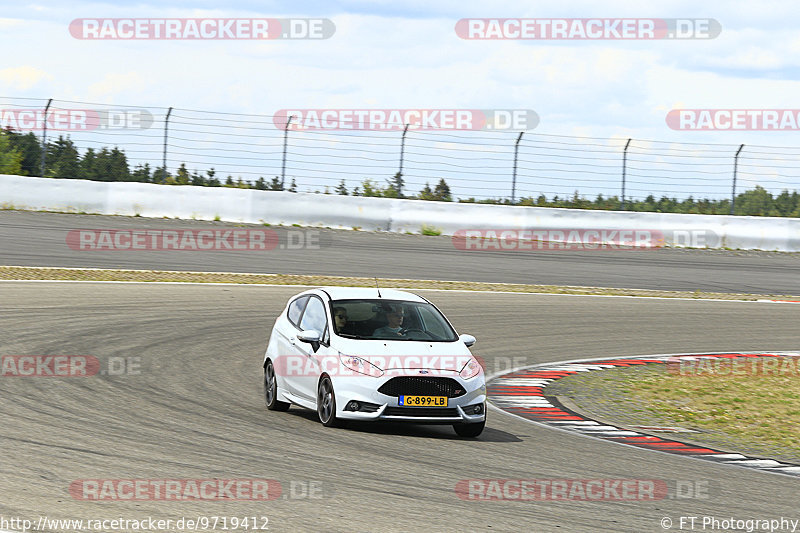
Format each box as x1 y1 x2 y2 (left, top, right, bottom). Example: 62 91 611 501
399 395 447 407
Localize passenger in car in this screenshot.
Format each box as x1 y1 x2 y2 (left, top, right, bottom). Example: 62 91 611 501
333 307 350 334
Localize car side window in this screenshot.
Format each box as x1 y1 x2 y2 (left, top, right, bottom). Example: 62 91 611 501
299 296 328 339
287 296 309 328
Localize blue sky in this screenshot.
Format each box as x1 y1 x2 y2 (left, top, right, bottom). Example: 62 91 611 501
2 1 800 200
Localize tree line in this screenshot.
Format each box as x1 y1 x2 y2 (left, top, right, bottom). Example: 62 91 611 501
0 129 451 199
1 128 799 216
460 187 800 217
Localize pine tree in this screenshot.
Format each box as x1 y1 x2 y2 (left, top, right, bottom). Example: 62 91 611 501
361 179 381 197
107 147 130 181
175 163 191 185
80 148 99 180
190 171 207 186
774 190 794 216
131 163 151 182
45 136 80 179
269 177 283 191
0 131 23 175
418 182 434 200
432 178 451 201
5 130 41 176
387 172 404 198
152 166 168 183
93 147 112 181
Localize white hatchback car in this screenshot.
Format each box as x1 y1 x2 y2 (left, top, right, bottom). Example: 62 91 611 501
263 287 486 437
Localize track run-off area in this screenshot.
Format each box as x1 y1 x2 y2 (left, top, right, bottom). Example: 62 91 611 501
2 211 800 532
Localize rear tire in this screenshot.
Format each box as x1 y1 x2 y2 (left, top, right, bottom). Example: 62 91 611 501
453 420 485 438
317 376 346 427
265 360 290 411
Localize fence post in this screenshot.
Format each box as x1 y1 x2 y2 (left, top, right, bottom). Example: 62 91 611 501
730 143 744 215
161 107 172 182
281 115 294 190
621 138 632 210
39 98 52 177
394 123 410 197
399 123 410 175
511 132 524 203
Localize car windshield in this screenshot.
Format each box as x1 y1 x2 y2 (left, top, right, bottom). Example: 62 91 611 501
330 299 458 342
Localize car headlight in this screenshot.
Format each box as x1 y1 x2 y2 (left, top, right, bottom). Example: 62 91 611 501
459 357 483 380
339 355 384 377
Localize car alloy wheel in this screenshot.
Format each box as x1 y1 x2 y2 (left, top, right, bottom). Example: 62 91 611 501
317 376 344 427
264 360 290 411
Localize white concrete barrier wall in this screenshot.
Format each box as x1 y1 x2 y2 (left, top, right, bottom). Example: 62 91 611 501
2 174 798 251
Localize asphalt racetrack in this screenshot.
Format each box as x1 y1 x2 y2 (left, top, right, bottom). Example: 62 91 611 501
2 281 800 532
2 210 800 294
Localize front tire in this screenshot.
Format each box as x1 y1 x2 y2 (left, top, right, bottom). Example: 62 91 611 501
317 376 346 427
453 420 485 438
264 360 290 411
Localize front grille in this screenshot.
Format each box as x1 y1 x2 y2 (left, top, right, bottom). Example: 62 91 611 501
378 377 465 398
359 402 380 413
383 407 460 417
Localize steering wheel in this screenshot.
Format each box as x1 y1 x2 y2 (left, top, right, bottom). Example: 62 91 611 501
401 328 431 339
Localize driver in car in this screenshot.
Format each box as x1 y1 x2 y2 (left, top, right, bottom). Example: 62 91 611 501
373 305 406 337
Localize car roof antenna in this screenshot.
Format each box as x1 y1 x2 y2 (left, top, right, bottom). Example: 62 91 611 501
374 277 382 298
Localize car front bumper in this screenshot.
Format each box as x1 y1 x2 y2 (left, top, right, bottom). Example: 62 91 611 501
332 373 487 424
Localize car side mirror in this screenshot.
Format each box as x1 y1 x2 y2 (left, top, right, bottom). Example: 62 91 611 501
297 330 322 351
298 330 321 343
459 334 476 347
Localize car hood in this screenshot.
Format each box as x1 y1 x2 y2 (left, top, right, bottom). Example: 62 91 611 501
333 338 474 372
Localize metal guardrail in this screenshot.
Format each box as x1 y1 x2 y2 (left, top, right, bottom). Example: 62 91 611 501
2 174 800 251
